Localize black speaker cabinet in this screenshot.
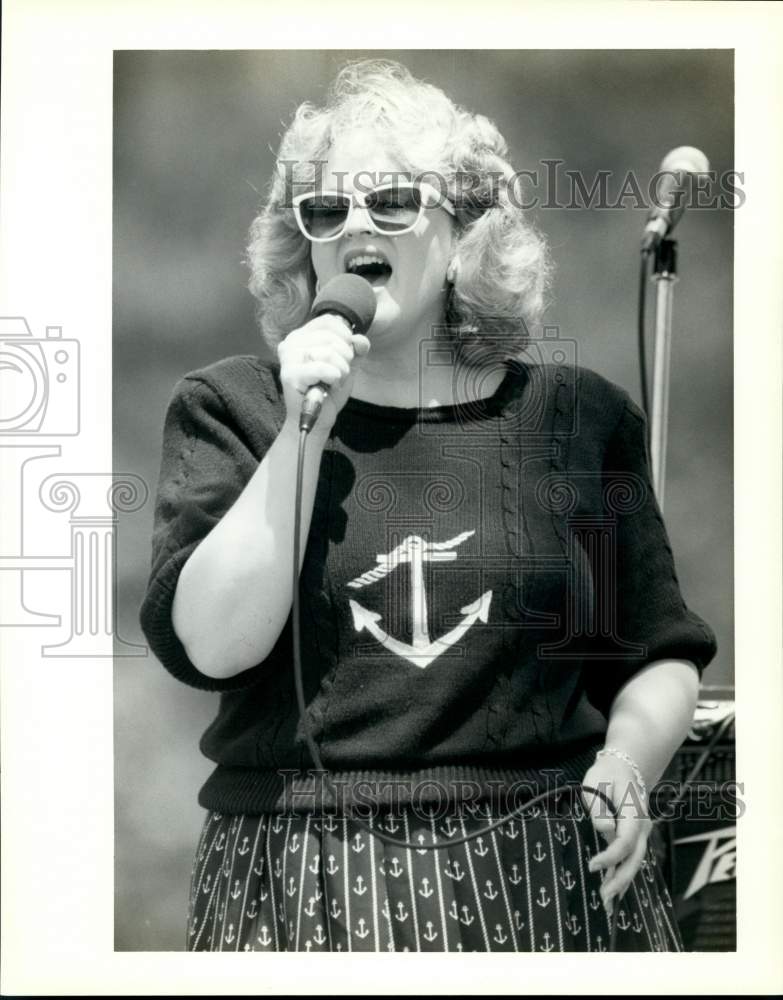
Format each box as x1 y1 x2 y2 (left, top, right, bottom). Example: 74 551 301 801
656 688 736 951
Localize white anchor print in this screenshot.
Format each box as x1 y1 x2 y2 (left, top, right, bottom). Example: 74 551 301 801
444 859 465 881
483 879 499 901
533 841 547 863
237 836 250 856
384 815 400 835
313 926 327 946
348 532 492 669
559 866 576 891
440 817 459 838
473 836 489 857
423 921 438 943
418 877 434 899
257 926 272 947
493 924 508 945
536 886 551 908
351 833 365 854
539 931 554 952
508 864 523 886
353 875 368 896
354 917 370 940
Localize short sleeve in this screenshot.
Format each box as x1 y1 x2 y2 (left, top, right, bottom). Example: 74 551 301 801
582 396 718 717
139 374 275 691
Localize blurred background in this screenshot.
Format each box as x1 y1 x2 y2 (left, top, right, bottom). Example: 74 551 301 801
113 50 733 950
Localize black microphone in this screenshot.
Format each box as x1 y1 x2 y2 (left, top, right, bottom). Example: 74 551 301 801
299 274 377 433
642 146 710 252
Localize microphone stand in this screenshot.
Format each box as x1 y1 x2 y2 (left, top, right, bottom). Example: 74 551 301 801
649 238 678 512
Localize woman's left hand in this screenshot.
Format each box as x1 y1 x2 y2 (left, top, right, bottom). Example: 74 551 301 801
580 754 652 915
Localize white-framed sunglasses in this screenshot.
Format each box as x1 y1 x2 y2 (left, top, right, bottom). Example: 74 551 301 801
292 180 456 243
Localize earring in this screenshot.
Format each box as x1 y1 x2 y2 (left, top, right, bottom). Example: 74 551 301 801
447 259 460 284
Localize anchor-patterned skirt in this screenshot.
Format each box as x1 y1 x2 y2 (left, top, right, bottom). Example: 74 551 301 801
186 798 683 953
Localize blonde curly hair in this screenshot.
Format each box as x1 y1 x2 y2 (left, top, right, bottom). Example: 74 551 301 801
246 59 552 361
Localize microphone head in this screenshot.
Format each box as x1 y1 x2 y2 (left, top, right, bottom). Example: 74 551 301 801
659 146 710 176
310 274 377 336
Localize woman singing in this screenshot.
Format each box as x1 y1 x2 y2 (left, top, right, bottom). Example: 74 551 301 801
139 59 717 952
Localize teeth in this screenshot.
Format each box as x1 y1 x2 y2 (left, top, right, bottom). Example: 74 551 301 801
345 254 390 272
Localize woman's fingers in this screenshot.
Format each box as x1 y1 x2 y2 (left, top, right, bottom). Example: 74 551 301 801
599 825 650 905
279 334 355 367
351 333 371 357
588 814 637 872
283 361 348 394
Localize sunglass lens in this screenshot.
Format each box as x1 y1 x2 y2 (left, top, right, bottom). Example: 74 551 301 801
366 186 422 233
299 193 350 238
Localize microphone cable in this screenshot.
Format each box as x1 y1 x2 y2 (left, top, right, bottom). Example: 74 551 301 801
291 426 622 951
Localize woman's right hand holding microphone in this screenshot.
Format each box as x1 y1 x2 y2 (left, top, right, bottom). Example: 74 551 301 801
277 315 371 437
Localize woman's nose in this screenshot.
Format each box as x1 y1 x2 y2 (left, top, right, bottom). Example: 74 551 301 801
343 200 373 236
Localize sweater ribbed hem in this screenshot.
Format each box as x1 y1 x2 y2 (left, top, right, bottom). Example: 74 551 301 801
197 739 604 816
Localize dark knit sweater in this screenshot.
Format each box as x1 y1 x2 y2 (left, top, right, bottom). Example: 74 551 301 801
139 354 717 815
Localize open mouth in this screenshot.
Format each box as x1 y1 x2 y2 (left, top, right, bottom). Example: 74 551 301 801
344 253 393 287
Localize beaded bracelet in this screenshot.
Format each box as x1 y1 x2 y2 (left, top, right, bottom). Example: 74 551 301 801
595 747 648 801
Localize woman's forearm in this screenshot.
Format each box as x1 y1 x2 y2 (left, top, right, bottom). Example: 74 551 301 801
171 417 329 678
603 659 701 791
